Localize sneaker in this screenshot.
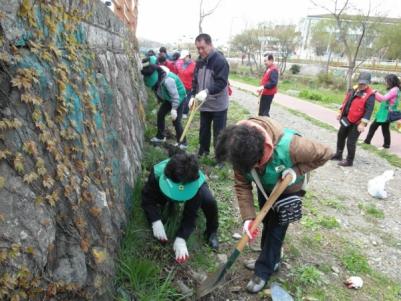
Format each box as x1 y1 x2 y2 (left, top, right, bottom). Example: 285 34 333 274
244 260 280 272
150 137 166 143
246 275 266 293
338 159 353 167
174 142 187 150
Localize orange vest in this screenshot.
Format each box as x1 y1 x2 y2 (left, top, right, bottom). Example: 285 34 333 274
260 65 278 95
341 86 374 124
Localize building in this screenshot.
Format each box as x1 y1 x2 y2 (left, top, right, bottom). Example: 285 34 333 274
100 0 138 33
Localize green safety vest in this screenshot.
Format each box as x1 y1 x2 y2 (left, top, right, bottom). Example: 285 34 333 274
246 129 304 192
375 90 400 123
158 72 186 104
153 159 206 202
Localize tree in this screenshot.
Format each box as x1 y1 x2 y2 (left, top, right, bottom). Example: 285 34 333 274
373 22 401 60
230 28 262 73
310 0 383 89
198 0 222 34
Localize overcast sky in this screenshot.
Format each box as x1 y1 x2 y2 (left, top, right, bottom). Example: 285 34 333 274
136 0 401 45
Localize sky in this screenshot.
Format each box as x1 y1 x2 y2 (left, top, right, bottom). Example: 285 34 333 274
136 0 401 46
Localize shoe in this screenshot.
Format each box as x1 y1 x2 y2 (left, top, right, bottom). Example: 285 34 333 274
150 137 166 143
338 159 353 167
183 114 188 119
331 152 343 161
246 275 266 293
174 142 188 150
244 260 280 272
206 232 219 250
244 259 256 270
363 140 371 145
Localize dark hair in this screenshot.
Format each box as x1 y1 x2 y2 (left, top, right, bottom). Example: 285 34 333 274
147 49 156 57
195 33 212 45
157 55 167 64
216 125 265 173
172 52 180 61
265 54 274 61
384 74 400 89
159 46 167 54
164 153 200 183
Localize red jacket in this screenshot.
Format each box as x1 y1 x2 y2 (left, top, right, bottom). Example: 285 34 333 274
341 86 374 124
260 65 278 95
161 60 178 74
177 60 195 90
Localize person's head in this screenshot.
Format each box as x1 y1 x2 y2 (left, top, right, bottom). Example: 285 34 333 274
172 52 180 61
384 74 400 90
215 125 265 174
141 57 164 88
357 72 371 91
179 49 191 62
147 49 156 57
164 153 199 183
264 54 274 68
159 46 167 54
157 55 167 65
195 33 213 59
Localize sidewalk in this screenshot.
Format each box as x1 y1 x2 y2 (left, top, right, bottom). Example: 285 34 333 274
230 79 401 158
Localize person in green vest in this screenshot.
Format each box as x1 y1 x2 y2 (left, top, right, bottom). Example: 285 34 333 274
215 116 332 293
141 57 187 149
364 74 401 149
141 152 219 264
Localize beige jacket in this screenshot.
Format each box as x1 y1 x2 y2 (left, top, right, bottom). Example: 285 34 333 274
234 116 333 221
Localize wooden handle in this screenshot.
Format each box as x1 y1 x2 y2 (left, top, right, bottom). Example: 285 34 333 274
179 104 196 143
235 174 293 252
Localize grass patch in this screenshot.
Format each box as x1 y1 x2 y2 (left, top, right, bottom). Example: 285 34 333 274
360 143 401 168
318 216 340 229
358 202 385 219
341 248 371 273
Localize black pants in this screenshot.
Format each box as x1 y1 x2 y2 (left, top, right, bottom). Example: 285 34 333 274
254 189 292 281
177 183 219 239
182 89 191 115
259 94 275 117
156 101 185 143
365 121 391 148
198 110 227 156
336 123 361 162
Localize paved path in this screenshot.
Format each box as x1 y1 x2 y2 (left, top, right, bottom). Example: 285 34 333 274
230 79 401 158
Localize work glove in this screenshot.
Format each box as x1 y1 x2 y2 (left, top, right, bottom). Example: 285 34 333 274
243 219 259 241
195 89 208 101
152 220 168 242
173 237 189 264
344 276 363 289
282 168 296 185
171 109 178 121
188 97 196 109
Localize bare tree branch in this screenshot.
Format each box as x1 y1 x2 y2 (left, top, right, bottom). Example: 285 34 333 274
198 0 223 33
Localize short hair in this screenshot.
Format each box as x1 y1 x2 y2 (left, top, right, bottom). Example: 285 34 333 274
384 74 400 89
157 55 167 64
195 33 212 45
265 54 274 61
147 49 156 57
164 153 200 183
172 52 180 61
159 46 167 54
216 125 265 173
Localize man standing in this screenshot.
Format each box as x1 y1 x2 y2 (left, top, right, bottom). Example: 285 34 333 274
190 33 230 157
332 72 375 167
215 116 332 293
256 54 279 117
177 50 196 118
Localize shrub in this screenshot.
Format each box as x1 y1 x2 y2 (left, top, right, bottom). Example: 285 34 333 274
290 64 301 74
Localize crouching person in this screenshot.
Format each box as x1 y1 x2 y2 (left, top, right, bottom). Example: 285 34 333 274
141 152 219 263
215 116 332 293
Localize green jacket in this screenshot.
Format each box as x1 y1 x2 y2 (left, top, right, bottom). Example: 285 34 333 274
375 90 400 122
157 72 186 109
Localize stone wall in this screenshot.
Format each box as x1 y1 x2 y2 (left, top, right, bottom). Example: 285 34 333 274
0 0 146 299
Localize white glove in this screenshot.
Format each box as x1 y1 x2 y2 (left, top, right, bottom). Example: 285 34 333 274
152 220 168 242
188 97 195 109
243 219 259 240
345 276 363 289
173 237 189 264
195 89 208 101
171 109 177 121
256 85 264 93
282 168 296 185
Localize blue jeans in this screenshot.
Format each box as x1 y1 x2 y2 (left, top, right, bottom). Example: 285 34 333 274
198 109 227 156
254 189 293 281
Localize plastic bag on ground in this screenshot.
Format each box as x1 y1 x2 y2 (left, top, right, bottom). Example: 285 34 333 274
367 170 394 199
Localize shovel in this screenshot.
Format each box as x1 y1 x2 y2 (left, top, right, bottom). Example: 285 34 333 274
179 97 205 143
196 173 293 298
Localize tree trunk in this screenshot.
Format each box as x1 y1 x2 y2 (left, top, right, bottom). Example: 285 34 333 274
325 49 332 74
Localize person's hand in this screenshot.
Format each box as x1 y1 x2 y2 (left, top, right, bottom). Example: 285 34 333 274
188 97 196 110
243 219 259 241
256 85 264 94
282 168 296 185
195 89 208 101
171 109 177 121
336 113 341 121
173 237 189 264
357 122 366 133
152 220 168 242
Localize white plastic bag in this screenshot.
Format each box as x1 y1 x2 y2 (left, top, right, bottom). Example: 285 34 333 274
367 170 394 199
